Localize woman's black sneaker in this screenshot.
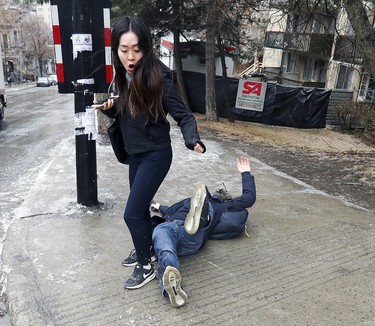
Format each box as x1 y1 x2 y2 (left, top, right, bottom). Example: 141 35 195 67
122 249 137 267
122 248 157 267
123 263 155 289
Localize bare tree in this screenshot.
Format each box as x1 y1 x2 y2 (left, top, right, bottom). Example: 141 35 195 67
205 0 219 121
341 0 375 77
21 14 54 77
204 0 265 121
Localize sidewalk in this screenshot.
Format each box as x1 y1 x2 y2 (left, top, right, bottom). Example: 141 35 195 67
4 82 36 94
2 122 375 325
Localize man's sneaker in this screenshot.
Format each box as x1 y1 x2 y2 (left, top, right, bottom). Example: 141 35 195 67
123 263 156 289
184 183 209 235
122 248 157 267
162 266 187 308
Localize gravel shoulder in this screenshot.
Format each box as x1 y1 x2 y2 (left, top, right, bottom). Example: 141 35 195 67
196 114 375 212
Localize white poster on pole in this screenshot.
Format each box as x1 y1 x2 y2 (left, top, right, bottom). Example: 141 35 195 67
71 34 92 59
84 107 98 140
235 80 267 112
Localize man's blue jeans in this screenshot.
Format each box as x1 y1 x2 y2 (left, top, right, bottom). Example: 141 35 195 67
152 204 213 296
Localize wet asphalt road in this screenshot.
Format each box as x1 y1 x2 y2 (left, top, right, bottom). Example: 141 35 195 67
0 85 74 318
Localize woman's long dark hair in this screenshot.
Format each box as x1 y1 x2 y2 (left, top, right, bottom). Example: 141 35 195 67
111 16 164 122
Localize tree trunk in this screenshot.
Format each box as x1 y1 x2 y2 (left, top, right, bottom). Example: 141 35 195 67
217 33 234 123
173 29 191 109
343 0 375 77
205 0 218 121
38 59 43 76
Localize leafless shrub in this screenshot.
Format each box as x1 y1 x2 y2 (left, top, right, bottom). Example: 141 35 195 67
356 103 375 144
335 101 375 145
335 101 360 130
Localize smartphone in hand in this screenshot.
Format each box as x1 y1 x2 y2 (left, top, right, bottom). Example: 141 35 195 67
92 95 119 110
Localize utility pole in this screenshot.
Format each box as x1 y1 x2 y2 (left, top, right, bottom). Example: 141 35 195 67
71 0 98 206
50 0 111 206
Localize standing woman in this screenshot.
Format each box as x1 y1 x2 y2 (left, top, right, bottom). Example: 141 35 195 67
97 16 206 289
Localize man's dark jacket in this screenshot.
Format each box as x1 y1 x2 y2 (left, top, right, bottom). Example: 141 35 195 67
156 171 256 240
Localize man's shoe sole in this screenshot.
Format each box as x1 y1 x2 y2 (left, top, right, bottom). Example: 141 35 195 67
162 266 187 308
184 184 206 235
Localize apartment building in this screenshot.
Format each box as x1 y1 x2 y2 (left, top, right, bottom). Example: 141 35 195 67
0 0 54 82
262 3 375 103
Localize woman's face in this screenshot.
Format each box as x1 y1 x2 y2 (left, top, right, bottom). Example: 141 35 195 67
117 31 144 75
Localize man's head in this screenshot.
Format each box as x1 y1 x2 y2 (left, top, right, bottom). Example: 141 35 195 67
212 185 232 202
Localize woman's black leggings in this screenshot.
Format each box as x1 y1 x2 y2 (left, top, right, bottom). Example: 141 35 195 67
124 146 173 265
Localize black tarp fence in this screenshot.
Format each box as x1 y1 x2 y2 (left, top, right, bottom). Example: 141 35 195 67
183 71 332 129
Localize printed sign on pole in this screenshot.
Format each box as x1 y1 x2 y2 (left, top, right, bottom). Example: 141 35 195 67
235 79 267 112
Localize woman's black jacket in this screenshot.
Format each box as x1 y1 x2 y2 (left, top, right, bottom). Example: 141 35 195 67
101 71 205 155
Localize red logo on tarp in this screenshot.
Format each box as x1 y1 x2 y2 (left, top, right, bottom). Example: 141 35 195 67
242 82 262 96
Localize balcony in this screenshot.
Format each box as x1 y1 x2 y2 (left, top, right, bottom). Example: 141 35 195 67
264 31 334 57
333 35 364 64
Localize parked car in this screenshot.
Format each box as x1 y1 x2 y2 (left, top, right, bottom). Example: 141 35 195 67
0 94 6 121
48 74 57 85
36 77 51 87
0 42 6 120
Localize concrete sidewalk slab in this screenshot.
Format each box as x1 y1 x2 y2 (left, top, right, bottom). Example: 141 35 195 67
3 122 375 325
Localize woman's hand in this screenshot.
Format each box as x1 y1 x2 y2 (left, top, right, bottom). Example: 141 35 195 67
194 143 204 153
92 96 119 111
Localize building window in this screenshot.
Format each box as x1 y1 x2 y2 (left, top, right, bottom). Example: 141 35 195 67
287 13 307 33
264 32 284 49
286 52 298 74
303 58 326 82
198 57 206 65
313 59 326 82
336 64 354 90
346 21 355 36
3 34 8 49
327 15 336 34
312 18 322 33
359 73 375 102
313 14 336 34
303 57 313 80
